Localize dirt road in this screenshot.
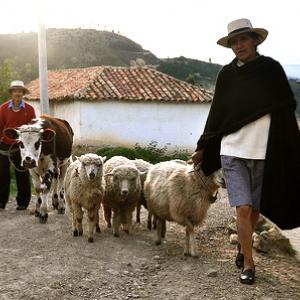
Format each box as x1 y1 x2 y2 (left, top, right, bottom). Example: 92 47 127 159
0 190 299 300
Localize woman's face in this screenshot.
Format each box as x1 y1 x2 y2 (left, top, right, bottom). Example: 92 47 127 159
229 33 258 63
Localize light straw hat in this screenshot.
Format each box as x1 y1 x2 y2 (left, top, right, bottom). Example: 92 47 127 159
8 80 30 95
217 18 268 48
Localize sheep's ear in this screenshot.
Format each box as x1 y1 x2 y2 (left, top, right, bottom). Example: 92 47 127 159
102 156 107 163
104 172 114 177
139 171 147 176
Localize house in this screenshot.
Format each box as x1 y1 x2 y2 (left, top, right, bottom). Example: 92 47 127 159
26 66 213 152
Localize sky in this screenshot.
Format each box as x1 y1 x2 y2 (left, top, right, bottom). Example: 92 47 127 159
1 0 300 75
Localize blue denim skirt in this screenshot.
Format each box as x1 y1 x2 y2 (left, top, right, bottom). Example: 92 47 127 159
221 155 265 211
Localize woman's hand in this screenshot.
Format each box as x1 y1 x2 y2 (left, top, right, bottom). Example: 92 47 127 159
191 150 204 166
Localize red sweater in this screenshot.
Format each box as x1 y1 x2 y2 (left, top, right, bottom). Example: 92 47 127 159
0 100 36 145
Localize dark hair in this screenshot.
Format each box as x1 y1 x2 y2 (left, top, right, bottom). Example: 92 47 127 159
228 31 259 50
248 32 260 50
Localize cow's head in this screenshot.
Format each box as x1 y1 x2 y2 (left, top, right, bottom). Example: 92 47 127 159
3 121 56 169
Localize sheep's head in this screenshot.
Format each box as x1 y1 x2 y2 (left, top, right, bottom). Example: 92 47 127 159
77 153 106 181
191 167 225 203
212 169 226 189
105 165 144 199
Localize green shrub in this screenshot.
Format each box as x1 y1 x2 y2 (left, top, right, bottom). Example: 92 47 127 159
96 142 190 163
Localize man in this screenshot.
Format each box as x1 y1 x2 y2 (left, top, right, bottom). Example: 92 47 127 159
193 19 300 284
0 80 36 210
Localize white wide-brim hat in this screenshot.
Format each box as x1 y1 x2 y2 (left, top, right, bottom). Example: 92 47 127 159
217 18 268 48
8 80 30 95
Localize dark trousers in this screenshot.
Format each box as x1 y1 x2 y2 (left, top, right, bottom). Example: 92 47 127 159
0 143 31 208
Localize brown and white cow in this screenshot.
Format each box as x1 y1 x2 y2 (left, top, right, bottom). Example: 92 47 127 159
4 115 74 223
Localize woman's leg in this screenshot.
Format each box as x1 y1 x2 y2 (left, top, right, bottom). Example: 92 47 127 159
236 205 255 270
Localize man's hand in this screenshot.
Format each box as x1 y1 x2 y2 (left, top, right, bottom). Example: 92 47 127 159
191 150 204 166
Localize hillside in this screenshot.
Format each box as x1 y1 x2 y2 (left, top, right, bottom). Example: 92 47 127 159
157 56 222 90
158 56 300 115
0 28 159 83
0 28 298 113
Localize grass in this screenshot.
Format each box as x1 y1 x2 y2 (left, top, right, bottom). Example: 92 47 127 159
96 141 190 164
10 166 17 197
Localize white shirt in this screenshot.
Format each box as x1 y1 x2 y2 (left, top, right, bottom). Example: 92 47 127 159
220 60 271 160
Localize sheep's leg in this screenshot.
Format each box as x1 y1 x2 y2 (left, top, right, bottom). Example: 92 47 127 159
123 209 132 234
186 221 198 257
161 219 166 238
87 207 98 243
155 217 163 245
136 202 141 223
73 203 83 237
153 215 157 230
31 169 41 217
103 202 112 228
184 227 191 256
147 211 152 230
112 210 121 237
95 206 101 233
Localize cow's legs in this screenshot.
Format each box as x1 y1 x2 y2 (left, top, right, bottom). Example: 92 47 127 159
39 164 57 223
30 169 41 217
51 176 59 210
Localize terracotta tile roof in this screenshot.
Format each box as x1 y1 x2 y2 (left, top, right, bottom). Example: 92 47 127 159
26 66 213 103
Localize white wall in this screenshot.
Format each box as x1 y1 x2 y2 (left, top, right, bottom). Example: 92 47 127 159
27 100 210 152
80 100 210 151
27 100 81 141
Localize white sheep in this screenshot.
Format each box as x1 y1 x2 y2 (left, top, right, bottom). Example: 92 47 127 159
64 153 106 243
131 159 153 224
144 161 225 257
103 156 143 237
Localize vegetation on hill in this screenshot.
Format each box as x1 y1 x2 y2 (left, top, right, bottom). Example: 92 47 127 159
0 28 298 112
157 56 222 90
0 28 159 85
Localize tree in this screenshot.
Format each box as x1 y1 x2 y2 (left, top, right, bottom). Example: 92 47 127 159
186 73 195 85
0 59 20 103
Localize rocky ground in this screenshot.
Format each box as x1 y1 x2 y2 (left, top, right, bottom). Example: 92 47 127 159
0 189 299 300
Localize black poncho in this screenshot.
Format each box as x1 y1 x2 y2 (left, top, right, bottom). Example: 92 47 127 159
196 55 300 229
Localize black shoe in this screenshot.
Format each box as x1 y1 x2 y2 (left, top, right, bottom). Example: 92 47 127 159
240 268 255 285
16 206 27 210
235 243 244 269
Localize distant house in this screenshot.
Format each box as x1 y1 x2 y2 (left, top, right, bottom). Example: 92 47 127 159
26 66 213 151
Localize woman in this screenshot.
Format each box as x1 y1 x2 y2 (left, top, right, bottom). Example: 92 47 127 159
192 19 300 285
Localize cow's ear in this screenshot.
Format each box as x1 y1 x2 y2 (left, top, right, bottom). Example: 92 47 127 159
3 128 19 140
41 128 56 142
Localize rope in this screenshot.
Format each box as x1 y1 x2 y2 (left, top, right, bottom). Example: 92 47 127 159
0 147 19 156
191 166 219 203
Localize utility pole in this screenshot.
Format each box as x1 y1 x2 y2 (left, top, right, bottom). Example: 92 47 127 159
38 21 50 114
